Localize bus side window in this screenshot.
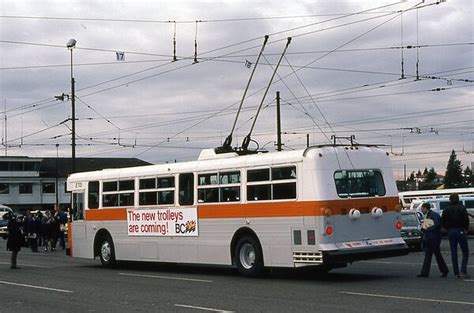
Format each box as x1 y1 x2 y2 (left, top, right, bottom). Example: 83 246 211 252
179 173 194 205
88 181 99 209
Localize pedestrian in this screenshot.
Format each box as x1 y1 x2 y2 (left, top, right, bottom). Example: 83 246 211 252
27 212 39 252
42 210 54 252
55 207 68 250
442 193 470 279
36 211 44 247
417 202 449 278
4 212 23 269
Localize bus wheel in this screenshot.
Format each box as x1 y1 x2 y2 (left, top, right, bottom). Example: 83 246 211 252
235 236 263 277
99 236 116 267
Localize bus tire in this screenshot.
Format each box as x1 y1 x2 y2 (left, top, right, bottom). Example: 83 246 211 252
98 235 116 267
234 235 264 277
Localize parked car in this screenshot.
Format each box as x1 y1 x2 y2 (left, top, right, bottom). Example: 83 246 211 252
0 218 8 239
415 197 474 234
0 205 13 239
400 210 423 251
0 204 13 218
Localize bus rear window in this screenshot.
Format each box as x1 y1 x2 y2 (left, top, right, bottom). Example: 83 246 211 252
334 170 385 198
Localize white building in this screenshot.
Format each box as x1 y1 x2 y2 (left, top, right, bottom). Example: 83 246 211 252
0 156 150 212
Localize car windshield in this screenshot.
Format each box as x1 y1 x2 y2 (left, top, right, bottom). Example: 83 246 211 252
401 213 419 227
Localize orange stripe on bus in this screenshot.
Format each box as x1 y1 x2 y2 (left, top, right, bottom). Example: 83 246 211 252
84 197 400 221
85 208 127 221
199 197 399 218
67 222 72 256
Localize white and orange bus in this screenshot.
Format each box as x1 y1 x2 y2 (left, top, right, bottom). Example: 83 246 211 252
67 145 408 276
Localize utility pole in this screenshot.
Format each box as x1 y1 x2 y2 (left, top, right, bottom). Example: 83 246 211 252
276 91 282 151
55 144 59 208
71 48 76 173
67 39 77 173
306 134 310 148
3 100 6 156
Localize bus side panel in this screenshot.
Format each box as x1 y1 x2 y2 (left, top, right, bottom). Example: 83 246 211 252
89 218 236 265
249 216 302 267
71 221 94 259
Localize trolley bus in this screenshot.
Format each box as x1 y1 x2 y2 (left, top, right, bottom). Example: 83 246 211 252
67 145 408 276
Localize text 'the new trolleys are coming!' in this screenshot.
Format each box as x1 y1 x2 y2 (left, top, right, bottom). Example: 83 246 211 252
66 144 408 277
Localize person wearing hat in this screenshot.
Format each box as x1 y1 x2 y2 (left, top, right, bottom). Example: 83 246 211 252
417 202 449 278
4 212 23 269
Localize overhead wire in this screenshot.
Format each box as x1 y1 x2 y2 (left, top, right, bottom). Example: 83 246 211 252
2 0 462 156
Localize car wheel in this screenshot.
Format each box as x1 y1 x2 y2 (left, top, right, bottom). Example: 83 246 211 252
99 236 116 267
235 236 264 277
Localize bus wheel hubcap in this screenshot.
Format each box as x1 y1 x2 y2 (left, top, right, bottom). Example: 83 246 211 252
101 242 111 262
240 243 255 269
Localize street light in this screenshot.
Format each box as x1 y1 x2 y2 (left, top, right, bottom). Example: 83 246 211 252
67 39 76 174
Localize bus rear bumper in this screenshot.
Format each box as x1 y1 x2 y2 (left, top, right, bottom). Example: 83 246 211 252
319 237 409 264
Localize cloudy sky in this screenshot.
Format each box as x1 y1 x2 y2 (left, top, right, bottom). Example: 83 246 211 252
0 0 472 179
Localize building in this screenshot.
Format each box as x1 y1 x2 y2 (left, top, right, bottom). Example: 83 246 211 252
0 156 151 212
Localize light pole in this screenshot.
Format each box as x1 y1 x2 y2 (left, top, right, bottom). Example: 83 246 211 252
66 39 76 174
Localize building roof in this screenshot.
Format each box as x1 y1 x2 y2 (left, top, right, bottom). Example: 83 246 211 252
38 157 151 177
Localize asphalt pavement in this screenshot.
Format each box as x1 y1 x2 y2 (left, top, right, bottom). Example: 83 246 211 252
0 237 473 313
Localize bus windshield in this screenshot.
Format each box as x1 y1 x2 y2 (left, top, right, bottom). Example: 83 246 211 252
334 170 386 198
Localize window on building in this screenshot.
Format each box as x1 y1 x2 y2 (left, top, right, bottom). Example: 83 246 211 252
24 162 38 171
42 182 55 194
0 183 9 194
198 171 241 203
139 176 175 206
19 183 33 194
0 161 40 171
10 162 23 171
247 166 297 201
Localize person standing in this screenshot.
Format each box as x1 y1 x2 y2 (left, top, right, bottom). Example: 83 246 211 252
4 212 23 269
442 193 470 279
54 206 67 250
417 202 449 277
27 212 39 252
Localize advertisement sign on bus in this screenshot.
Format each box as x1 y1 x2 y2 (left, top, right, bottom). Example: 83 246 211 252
127 208 198 237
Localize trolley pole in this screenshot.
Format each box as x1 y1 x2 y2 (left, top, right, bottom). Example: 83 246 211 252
276 91 282 151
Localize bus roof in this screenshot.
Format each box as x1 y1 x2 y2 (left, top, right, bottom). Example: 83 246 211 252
68 145 388 182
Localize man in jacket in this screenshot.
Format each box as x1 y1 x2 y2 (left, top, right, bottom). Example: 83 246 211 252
442 193 470 279
4 212 23 269
417 202 449 277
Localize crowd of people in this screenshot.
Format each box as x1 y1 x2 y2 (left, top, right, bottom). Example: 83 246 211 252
4 206 68 269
